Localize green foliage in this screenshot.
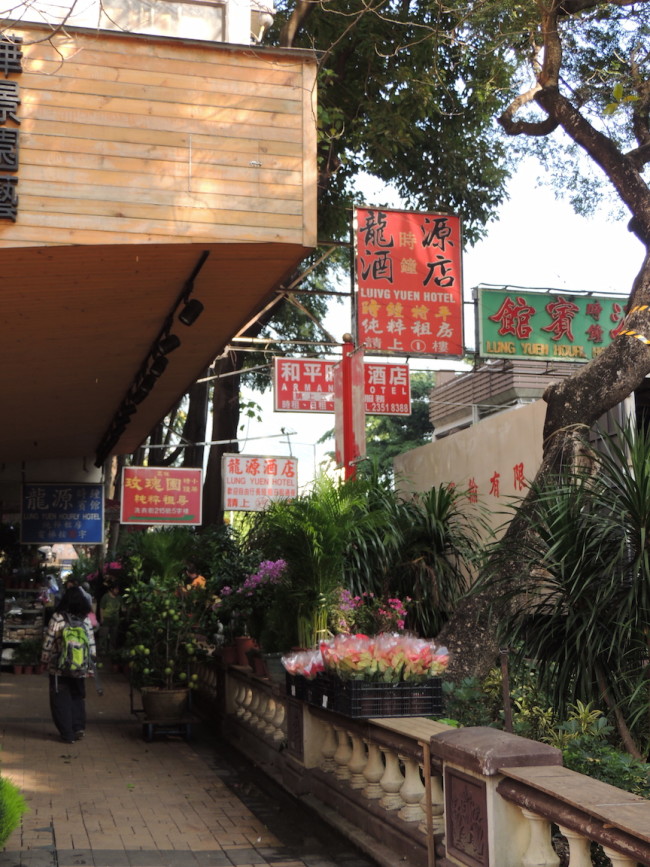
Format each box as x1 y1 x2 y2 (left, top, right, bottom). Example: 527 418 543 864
476 424 650 754
245 472 482 647
189 523 254 591
320 371 440 483
124 571 206 690
563 737 650 798
440 674 503 728
12 638 42 665
0 775 27 848
344 474 489 637
550 703 650 798
119 527 195 583
246 475 384 647
272 0 514 243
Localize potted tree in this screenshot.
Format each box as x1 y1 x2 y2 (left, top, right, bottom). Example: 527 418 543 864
124 572 206 720
121 529 208 721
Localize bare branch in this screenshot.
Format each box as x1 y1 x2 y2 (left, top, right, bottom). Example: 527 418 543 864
536 85 650 241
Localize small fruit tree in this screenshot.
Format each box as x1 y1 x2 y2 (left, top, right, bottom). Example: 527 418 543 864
123 567 205 691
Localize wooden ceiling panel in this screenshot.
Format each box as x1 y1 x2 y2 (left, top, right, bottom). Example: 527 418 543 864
0 241 309 464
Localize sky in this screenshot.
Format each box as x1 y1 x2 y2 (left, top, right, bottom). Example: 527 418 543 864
236 160 645 490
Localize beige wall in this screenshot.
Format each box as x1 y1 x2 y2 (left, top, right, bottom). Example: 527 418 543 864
394 399 546 535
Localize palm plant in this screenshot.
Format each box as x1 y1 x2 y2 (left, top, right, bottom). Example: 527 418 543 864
477 423 650 757
119 526 194 582
246 475 385 648
246 471 486 645
344 475 488 636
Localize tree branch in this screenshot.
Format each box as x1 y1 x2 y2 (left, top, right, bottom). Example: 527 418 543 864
536 85 650 243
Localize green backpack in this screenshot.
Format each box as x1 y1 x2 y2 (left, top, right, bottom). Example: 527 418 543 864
57 615 92 677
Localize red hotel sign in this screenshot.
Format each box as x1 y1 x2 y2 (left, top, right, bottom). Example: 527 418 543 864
120 467 202 525
354 207 463 357
274 357 411 415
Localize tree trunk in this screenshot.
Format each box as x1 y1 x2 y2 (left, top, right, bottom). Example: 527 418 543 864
202 351 242 526
181 376 209 469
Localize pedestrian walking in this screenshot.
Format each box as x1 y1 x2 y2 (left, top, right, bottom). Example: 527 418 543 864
41 586 98 744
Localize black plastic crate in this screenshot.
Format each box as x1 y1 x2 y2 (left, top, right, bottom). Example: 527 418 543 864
285 672 311 700
308 673 444 718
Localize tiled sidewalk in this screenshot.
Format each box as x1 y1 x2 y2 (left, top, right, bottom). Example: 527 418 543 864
0 672 375 867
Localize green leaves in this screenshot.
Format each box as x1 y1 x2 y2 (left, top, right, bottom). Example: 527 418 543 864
478 423 650 755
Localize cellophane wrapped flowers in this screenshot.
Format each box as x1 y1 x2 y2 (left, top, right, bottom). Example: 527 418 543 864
283 633 449 683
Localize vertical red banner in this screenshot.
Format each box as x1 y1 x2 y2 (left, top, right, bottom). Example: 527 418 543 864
354 207 464 357
334 343 366 477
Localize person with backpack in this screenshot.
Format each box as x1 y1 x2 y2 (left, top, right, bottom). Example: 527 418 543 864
41 586 98 744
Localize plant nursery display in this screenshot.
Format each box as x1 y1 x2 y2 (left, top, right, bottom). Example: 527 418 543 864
282 633 449 718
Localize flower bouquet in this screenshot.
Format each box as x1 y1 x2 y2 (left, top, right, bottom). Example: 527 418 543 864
283 634 449 718
319 633 449 683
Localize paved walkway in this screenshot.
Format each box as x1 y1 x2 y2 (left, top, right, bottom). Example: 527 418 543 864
0 671 377 867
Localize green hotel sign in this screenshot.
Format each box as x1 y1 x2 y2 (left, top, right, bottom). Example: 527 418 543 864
477 287 627 362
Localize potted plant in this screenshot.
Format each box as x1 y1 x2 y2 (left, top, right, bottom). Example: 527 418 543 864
12 638 42 674
123 555 208 721
245 477 385 649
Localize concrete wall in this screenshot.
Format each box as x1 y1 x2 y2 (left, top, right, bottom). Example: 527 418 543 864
394 399 546 536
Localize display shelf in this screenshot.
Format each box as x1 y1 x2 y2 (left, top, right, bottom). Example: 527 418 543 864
1 582 45 668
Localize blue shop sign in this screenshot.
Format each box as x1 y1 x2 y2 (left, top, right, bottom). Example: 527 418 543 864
21 483 104 544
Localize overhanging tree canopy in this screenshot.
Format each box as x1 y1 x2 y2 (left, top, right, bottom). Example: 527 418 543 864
434 0 650 689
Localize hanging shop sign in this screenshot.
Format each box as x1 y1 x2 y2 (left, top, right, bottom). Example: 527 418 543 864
21 483 104 544
120 466 202 525
0 35 23 222
222 454 298 512
353 207 464 358
477 287 627 362
273 357 411 416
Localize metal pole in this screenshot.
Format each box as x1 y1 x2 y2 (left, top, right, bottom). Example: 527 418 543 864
500 647 513 733
341 334 356 480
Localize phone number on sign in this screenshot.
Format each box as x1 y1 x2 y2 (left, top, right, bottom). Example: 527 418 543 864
367 403 411 415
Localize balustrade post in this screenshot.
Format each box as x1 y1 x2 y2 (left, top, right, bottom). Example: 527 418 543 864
348 733 368 789
520 808 560 867
602 846 637 867
362 740 385 799
557 824 591 867
263 695 277 738
397 754 426 823
379 746 405 811
320 721 338 773
271 699 285 744
333 726 353 781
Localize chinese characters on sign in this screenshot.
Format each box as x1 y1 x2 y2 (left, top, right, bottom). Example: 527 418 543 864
222 454 298 512
120 467 202 525
478 287 627 362
354 207 463 357
21 483 104 544
0 36 22 221
273 357 411 416
465 461 528 505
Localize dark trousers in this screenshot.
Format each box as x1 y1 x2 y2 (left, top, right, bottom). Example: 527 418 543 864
49 675 86 741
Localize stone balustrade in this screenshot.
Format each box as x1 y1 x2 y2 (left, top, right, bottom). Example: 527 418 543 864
196 659 650 867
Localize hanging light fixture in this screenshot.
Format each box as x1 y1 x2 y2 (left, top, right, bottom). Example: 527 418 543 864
179 298 204 327
150 355 169 377
157 333 181 355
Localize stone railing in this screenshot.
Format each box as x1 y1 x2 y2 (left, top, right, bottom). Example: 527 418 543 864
196 660 650 867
